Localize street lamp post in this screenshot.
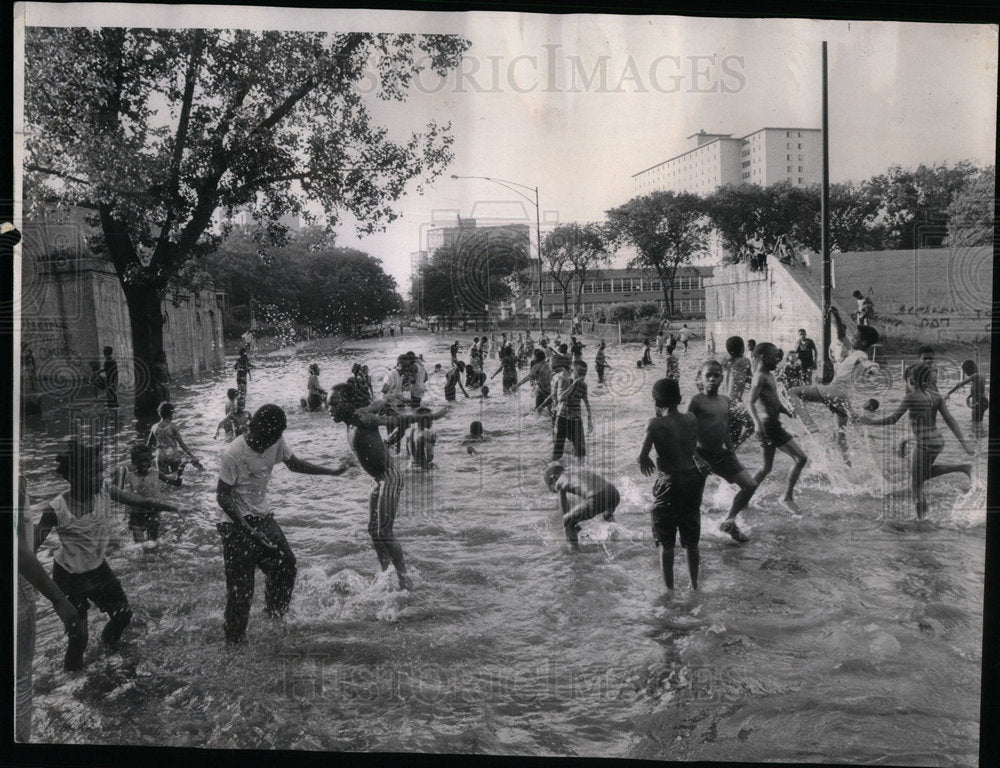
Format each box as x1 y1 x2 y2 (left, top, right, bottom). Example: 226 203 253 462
451 174 543 332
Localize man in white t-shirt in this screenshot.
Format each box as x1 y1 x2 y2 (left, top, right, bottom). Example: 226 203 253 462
788 306 880 465
216 404 352 645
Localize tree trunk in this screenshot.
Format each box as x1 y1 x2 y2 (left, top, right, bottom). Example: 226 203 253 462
122 283 166 420
562 289 569 315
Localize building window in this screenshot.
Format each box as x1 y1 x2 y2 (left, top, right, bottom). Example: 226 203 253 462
798 177 803 184
602 280 613 293
798 143 802 149
798 166 803 172
787 166 792 172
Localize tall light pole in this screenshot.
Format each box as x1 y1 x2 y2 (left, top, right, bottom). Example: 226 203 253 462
451 174 543 331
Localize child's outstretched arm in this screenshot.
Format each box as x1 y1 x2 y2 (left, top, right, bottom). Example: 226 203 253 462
937 399 975 455
174 429 203 468
860 397 908 426
106 485 179 512
945 376 974 399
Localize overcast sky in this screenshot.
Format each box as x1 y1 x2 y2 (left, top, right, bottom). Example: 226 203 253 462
18 5 998 299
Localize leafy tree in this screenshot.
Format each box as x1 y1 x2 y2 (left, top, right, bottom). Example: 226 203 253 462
24 28 468 415
605 191 709 318
418 225 531 317
868 162 982 249
543 222 611 316
945 166 995 247
540 229 575 315
203 226 401 334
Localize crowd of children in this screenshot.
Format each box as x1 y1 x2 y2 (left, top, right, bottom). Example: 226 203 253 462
16 314 987 743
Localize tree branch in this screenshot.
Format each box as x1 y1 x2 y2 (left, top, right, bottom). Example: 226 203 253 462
25 164 91 185
246 33 366 139
156 29 205 257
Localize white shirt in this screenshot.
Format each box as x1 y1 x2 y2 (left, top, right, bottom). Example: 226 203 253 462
47 490 116 573
217 435 293 522
381 368 404 402
829 349 871 394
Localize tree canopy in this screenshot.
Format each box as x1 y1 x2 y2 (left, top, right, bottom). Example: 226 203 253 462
203 227 402 334
605 191 708 317
418 225 532 316
24 27 468 414
542 222 611 315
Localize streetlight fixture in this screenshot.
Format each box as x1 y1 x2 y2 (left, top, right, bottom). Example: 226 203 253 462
450 174 544 332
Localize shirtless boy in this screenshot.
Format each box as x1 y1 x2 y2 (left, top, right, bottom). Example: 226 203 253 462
329 384 449 589
638 378 705 589
788 306 880 465
748 343 808 514
544 462 620 551
688 360 759 543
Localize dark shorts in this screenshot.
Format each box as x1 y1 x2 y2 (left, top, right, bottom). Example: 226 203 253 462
651 469 706 547
695 447 745 484
970 395 988 423
553 416 586 460
52 560 129 615
535 389 550 410
445 389 456 402
128 509 160 539
760 416 793 448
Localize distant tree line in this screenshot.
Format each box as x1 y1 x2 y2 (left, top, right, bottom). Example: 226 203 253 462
420 162 992 321
203 227 403 336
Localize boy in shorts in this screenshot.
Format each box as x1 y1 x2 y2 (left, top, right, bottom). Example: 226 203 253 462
638 378 704 589
688 360 759 543
748 343 808 514
544 462 620 551
109 443 183 551
329 384 449 589
788 306 880 465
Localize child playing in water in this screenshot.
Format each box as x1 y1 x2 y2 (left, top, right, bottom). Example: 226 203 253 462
329 385 450 589
861 364 974 520
544 462 620 551
946 359 988 425
551 359 594 463
788 306 880 465
215 405 351 645
515 349 552 412
444 360 469 402
34 441 132 670
688 360 759 543
723 336 755 447
303 363 327 411
461 421 488 453
594 340 609 384
109 443 182 551
641 339 653 366
664 345 680 381
147 401 203 480
748 343 808 515
638 378 704 589
16 477 80 740
224 388 238 417
491 347 519 394
235 348 252 399
215 397 251 441
404 408 437 469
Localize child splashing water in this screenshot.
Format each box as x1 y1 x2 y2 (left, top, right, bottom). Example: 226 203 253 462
860 364 974 522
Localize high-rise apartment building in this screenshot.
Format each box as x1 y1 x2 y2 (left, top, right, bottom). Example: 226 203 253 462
633 128 822 196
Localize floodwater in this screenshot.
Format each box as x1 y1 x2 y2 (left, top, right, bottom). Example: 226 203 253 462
19 331 987 764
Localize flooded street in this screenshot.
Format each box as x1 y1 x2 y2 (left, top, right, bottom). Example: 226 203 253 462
20 331 987 764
